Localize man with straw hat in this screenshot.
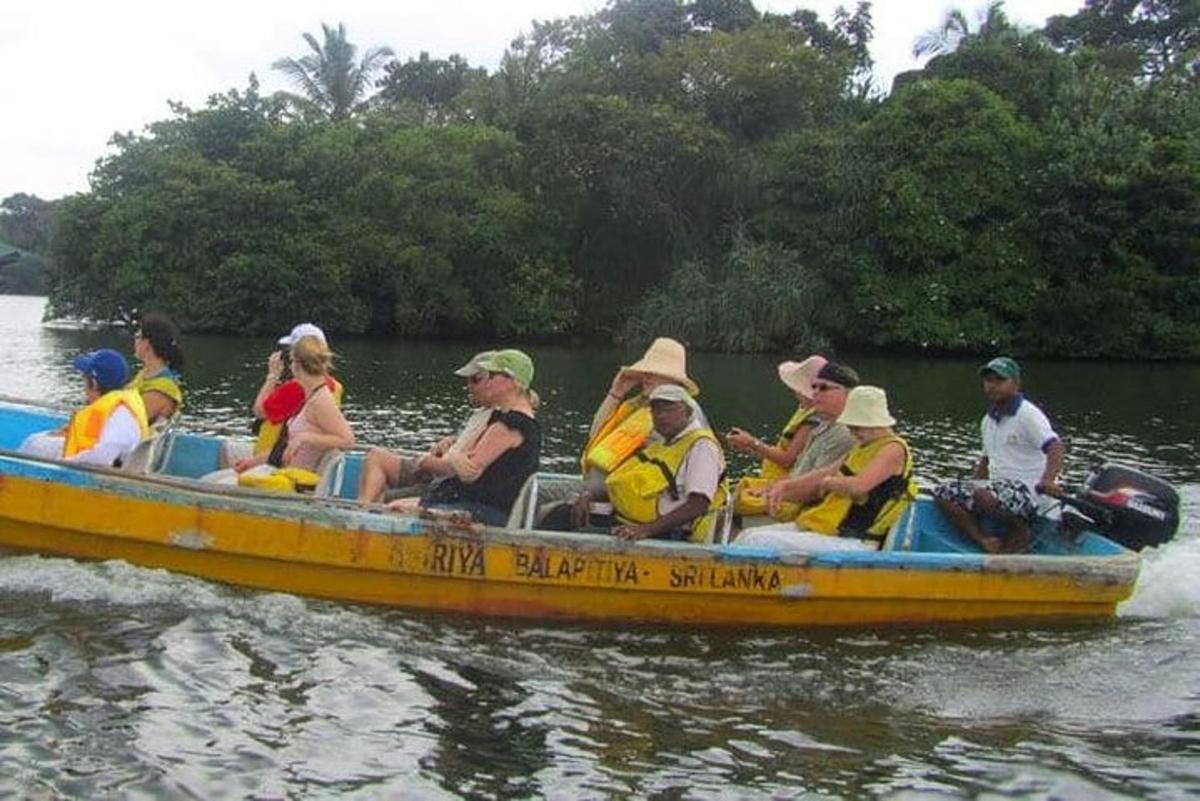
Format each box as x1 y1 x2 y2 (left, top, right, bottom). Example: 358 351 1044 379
559 383 727 542
580 337 706 493
739 385 917 551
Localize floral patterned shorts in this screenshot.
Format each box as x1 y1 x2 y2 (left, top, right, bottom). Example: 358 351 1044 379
933 478 1038 521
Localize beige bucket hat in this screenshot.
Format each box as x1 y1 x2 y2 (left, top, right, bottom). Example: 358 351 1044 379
837 386 896 428
777 355 828 399
623 337 699 396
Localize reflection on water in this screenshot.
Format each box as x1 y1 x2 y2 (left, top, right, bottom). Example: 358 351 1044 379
1 295 1199 798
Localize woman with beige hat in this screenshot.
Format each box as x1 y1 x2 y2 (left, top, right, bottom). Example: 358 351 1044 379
579 337 705 491
727 355 827 480
728 355 827 519
737 386 918 552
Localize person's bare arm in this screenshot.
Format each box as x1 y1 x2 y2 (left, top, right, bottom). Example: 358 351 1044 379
819 443 906 502
252 351 284 419
422 422 522 483
141 390 176 424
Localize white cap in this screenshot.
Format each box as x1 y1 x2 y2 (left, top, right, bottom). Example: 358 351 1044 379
278 323 326 347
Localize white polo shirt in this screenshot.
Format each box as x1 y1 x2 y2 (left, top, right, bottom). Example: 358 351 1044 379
980 395 1059 490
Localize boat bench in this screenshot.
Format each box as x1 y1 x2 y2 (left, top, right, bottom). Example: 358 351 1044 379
505 472 734 543
506 472 584 529
313 450 365 499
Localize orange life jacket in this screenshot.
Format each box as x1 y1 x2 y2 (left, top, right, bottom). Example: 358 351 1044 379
63 389 150 458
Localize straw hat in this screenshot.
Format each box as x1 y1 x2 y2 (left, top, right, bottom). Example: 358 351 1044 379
777 355 828 399
623 337 699 396
837 386 896 428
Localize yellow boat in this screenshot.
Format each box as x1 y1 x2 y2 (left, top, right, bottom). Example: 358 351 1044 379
0 399 1140 627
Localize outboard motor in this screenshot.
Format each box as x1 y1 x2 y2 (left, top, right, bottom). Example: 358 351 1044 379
1059 463 1180 550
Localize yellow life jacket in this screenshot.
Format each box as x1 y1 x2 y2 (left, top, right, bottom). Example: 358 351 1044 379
63 389 150 459
795 434 918 544
732 406 815 518
605 427 729 543
254 377 344 457
128 368 184 408
580 396 652 475
237 467 321 493
758 405 815 481
733 476 802 521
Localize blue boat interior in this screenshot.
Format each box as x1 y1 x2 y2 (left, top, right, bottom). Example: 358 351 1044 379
151 430 365 499
887 498 1125 557
0 402 368 501
0 401 1127 558
0 405 67 450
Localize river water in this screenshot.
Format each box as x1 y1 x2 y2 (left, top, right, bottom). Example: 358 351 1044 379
0 295 1197 799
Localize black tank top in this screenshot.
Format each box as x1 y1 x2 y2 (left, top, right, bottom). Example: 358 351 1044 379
431 410 541 515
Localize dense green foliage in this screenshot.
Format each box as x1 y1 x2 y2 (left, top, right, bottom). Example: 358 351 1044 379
29 0 1200 357
0 238 47 295
0 196 52 295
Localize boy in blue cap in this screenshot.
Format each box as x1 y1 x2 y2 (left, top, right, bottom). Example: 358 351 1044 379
64 349 150 465
933 357 1064 553
21 349 149 466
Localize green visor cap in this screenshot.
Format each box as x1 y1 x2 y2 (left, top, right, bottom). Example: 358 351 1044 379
979 356 1020 379
453 351 496 377
475 349 534 390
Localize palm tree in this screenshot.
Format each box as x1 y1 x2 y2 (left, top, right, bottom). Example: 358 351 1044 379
913 0 1013 59
272 22 394 120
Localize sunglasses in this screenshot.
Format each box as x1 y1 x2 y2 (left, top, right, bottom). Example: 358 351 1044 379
468 371 503 385
811 382 845 393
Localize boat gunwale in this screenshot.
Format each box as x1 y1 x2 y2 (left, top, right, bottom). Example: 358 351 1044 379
0 446 1141 584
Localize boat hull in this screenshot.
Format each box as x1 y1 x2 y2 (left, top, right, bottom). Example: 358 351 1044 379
0 454 1138 627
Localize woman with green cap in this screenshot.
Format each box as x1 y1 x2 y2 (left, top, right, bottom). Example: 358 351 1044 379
387 349 541 526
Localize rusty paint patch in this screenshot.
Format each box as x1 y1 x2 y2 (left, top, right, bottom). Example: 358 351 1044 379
350 530 370 562
169 529 213 550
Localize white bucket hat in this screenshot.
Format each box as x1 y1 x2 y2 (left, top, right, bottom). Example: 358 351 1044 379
623 337 699 396
837 386 896 428
279 322 327 347
777 355 828 399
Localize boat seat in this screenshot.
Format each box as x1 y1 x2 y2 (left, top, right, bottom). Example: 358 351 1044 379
506 472 584 530
710 500 735 545
119 432 169 474
313 449 348 498
120 414 184 474
219 437 256 470
155 431 224 479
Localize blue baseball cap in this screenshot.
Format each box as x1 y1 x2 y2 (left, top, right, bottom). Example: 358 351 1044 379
73 349 130 391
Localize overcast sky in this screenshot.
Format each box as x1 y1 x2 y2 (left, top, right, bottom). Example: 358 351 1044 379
1 0 1084 201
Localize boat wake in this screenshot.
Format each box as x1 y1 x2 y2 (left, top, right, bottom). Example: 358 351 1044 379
1120 533 1200 619
1119 483 1200 619
0 554 313 630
